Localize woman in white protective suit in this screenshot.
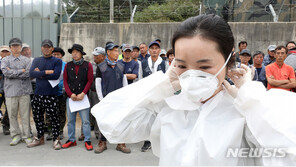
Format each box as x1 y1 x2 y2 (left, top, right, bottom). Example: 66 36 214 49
91 14 296 166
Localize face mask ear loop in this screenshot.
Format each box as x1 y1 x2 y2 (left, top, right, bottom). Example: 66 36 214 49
214 52 232 78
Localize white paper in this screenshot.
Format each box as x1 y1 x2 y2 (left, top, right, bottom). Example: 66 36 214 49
48 80 60 88
69 95 90 112
95 78 103 101
48 71 63 88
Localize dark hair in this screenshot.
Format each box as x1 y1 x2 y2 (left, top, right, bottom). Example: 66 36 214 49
172 14 235 68
106 41 113 46
238 41 247 47
253 51 264 58
286 41 296 47
166 49 174 58
275 46 288 54
155 39 161 43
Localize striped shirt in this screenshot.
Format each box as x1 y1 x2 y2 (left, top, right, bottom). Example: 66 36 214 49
1 54 33 97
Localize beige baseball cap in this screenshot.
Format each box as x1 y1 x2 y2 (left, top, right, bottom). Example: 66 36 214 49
0 46 11 52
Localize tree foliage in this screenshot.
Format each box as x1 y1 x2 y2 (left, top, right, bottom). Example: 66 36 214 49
62 0 200 23
134 0 201 22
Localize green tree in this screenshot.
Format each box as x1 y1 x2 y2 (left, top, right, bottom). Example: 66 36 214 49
134 0 201 22
61 0 200 23
63 0 110 23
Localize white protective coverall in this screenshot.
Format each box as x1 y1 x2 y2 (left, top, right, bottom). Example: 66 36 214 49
91 71 296 166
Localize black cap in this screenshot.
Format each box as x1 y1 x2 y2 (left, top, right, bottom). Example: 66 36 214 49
53 47 65 56
68 44 86 55
9 38 22 46
132 46 140 51
149 41 160 48
155 39 161 43
240 49 251 56
41 39 53 47
105 42 119 51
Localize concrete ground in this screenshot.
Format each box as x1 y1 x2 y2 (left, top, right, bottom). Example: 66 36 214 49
0 112 159 166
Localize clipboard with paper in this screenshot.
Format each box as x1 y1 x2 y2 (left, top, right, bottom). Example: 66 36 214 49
69 95 90 112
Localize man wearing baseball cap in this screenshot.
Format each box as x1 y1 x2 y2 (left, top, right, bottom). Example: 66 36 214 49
91 47 105 138
238 49 252 66
118 44 139 84
21 43 33 60
0 46 11 57
1 38 33 146
263 45 276 66
141 41 167 78
92 47 106 65
237 49 259 81
84 46 106 152
131 45 143 82
139 40 168 152
28 39 62 150
0 45 11 136
93 42 130 154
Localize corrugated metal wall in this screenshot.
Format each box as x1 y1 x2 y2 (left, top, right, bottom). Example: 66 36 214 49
0 0 59 58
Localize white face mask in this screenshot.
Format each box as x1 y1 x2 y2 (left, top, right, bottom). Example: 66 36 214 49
178 53 232 103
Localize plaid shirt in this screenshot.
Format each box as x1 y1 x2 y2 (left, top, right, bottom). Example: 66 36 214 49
1 54 32 97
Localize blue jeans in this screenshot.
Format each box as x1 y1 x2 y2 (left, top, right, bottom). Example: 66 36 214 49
66 98 91 142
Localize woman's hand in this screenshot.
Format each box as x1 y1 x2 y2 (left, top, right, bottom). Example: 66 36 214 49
165 59 181 91
71 94 78 101
223 64 254 98
76 92 85 101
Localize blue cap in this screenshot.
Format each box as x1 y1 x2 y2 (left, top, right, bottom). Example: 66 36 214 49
149 41 160 48
106 43 119 51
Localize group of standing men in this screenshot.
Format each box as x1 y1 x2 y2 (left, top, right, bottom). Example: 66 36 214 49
0 37 175 154
234 41 296 91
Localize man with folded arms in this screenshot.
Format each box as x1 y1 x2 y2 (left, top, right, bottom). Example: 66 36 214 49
28 39 62 150
1 38 33 146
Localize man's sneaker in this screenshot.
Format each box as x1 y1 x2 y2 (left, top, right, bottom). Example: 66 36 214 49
53 139 62 150
24 137 33 145
10 135 22 146
2 126 10 135
62 140 77 149
85 141 93 151
27 136 45 148
94 141 107 153
46 132 53 141
116 143 131 154
141 141 151 152
78 134 85 141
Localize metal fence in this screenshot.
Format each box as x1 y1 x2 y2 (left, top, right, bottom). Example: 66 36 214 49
202 0 296 22
0 0 60 58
